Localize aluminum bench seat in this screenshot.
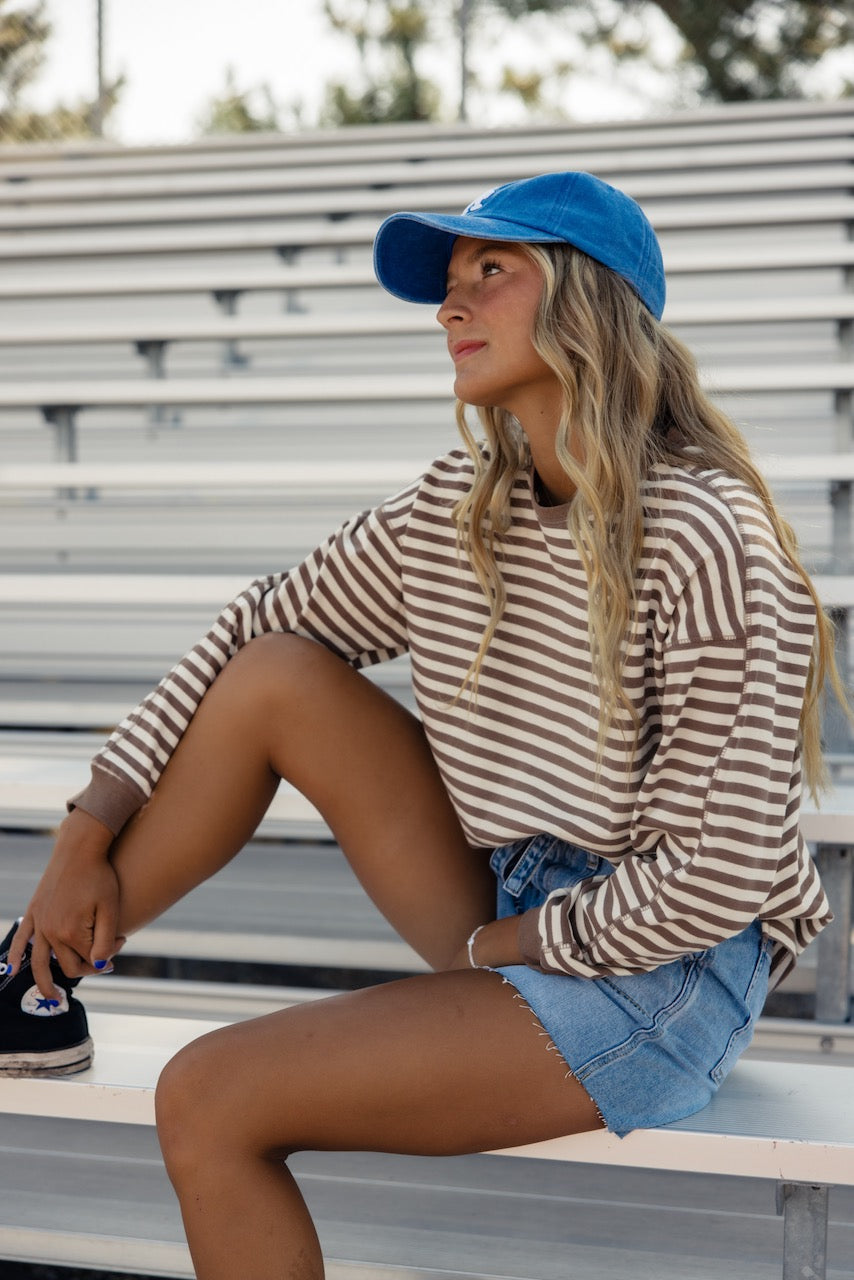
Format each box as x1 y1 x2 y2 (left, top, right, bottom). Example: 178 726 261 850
0 1018 851 1279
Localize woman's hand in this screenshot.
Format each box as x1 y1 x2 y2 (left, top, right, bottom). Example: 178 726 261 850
6 808 126 998
448 914 525 971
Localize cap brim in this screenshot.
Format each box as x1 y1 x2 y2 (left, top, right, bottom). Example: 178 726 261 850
373 211 564 305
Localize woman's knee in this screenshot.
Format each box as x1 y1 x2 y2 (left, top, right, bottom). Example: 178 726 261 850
156 1021 309 1174
155 1031 235 1173
203 634 345 759
222 632 332 705
227 632 377 728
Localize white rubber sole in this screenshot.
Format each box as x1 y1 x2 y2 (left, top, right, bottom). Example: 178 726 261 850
0 1035 94 1077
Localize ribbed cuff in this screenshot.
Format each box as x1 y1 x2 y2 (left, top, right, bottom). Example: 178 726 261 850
67 763 147 837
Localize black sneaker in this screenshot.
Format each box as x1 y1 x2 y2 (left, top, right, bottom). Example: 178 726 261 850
0 919 94 1076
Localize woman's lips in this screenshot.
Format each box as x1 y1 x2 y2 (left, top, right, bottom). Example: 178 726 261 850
451 340 486 362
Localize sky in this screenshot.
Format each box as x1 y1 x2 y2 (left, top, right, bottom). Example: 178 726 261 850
26 0 679 146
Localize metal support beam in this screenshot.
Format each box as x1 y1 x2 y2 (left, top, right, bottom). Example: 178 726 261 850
823 602 852 757
91 0 105 138
776 1182 829 1280
212 290 250 368
274 248 306 313
459 0 473 122
135 340 167 380
134 340 179 430
41 406 80 499
815 845 853 1023
42 406 79 464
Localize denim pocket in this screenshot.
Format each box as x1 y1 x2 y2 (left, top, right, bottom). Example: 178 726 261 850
708 932 772 1085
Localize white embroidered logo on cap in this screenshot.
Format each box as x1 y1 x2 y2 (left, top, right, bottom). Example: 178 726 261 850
464 187 498 214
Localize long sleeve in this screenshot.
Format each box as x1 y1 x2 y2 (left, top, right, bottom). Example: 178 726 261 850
517 477 830 980
71 482 418 834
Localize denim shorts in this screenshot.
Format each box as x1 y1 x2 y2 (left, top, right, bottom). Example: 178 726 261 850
491 834 773 1138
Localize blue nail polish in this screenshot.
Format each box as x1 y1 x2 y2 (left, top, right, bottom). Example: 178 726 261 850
93 959 108 971
0 963 12 976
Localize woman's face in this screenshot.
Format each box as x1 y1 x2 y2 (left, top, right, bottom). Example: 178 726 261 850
436 236 562 428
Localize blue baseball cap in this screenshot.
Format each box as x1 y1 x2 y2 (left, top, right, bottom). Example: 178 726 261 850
373 170 665 320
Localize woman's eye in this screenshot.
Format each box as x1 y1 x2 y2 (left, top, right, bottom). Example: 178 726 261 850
481 259 502 276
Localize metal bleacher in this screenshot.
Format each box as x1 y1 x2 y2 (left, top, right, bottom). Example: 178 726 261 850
0 99 853 1278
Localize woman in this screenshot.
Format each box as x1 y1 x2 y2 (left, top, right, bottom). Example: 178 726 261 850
1 171 842 1279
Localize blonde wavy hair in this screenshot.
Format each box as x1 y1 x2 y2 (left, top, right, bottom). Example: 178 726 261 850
452 242 849 801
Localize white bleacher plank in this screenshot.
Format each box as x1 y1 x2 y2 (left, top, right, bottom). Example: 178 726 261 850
0 686 142 730
0 362 852 415
0 572 249 604
0 262 377 301
2 97 851 178
0 1016 851 1190
800 782 854 844
495 1060 854 1184
571 227 837 273
0 292 852 349
3 164 854 231
2 194 854 261
78 976 339 1020
760 455 854 483
0 313 437 348
0 459 417 492
810 575 854 611
0 453 852 495
129 926 421 972
2 134 852 207
0 372 449 407
1 241 853 302
0 1013 226 1125
0 1228 190 1280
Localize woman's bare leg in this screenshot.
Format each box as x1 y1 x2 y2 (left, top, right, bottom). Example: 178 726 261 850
156 967 604 1280
110 633 494 969
121 634 602 1277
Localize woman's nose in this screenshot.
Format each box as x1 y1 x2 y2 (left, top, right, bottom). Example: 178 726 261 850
437 287 471 329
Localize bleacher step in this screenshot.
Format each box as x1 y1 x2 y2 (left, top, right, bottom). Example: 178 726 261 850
2 1114 852 1280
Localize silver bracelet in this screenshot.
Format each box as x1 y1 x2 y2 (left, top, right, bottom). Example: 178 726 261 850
466 924 487 969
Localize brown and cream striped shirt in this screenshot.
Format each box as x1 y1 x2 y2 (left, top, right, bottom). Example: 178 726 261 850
73 449 831 987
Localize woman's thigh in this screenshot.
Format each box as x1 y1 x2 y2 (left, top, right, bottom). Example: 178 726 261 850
155 968 604 1162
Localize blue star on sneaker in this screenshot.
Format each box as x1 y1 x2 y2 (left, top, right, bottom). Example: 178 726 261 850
20 984 68 1017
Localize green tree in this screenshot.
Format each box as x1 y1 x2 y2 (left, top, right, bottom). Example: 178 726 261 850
650 0 852 100
320 0 440 124
0 0 47 102
323 0 852 126
0 0 122 143
197 67 283 135
487 0 853 103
